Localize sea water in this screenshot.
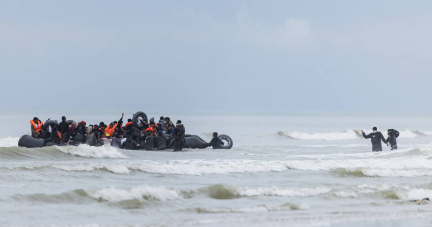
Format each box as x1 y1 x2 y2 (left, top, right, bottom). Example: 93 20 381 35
1 111 432 226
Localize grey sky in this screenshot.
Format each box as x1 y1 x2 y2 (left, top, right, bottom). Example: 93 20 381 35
1 1 431 111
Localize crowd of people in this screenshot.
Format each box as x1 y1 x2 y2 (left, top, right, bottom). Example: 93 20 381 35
30 113 224 151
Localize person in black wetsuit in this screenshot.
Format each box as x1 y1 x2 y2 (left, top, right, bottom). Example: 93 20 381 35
386 130 398 150
362 127 388 152
205 132 224 149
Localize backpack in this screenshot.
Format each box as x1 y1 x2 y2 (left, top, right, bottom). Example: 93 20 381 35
388 129 400 138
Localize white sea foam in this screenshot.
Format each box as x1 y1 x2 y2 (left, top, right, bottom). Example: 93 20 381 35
44 153 432 177
279 129 423 140
56 144 127 159
235 186 332 197
278 130 359 140
0 137 20 147
86 185 181 202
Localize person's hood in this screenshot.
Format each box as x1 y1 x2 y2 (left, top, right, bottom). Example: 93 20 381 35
176 124 184 127
81 121 85 127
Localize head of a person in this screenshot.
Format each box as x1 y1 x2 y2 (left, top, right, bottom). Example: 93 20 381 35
165 117 170 122
213 132 218 138
99 122 105 127
177 120 182 124
72 122 76 127
33 117 38 122
113 121 117 124
373 127 377 132
148 132 154 137
160 116 164 120
62 116 66 122
128 119 132 123
81 121 86 127
150 122 155 127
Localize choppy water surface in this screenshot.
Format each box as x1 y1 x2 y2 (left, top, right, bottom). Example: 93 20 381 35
2 111 432 227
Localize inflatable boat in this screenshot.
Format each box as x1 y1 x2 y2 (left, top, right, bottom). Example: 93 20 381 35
18 111 234 149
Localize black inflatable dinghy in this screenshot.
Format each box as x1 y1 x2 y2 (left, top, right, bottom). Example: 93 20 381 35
17 111 234 149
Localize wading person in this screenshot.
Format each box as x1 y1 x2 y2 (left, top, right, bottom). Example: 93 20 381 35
362 127 387 152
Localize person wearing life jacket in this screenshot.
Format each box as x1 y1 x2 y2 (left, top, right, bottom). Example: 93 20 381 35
105 113 124 138
362 127 387 152
98 122 106 139
149 117 158 129
30 117 44 138
175 120 185 138
124 119 133 131
145 123 157 136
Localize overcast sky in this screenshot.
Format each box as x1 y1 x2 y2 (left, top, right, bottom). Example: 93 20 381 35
1 1 431 111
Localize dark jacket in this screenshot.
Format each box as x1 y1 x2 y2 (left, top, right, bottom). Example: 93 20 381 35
74 124 86 136
386 132 397 149
156 132 167 150
363 131 387 151
206 137 224 149
127 126 141 137
121 138 138 150
175 124 185 137
58 121 69 134
145 136 156 150
169 137 185 151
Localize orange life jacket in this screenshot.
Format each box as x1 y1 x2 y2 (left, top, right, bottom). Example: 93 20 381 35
145 126 157 135
57 131 62 140
106 123 118 136
125 122 132 127
30 120 43 132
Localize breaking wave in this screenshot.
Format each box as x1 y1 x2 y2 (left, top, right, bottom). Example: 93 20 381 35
0 144 126 159
1 147 430 177
0 137 20 147
10 184 432 208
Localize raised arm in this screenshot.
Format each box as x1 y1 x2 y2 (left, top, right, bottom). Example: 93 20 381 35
362 131 372 139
